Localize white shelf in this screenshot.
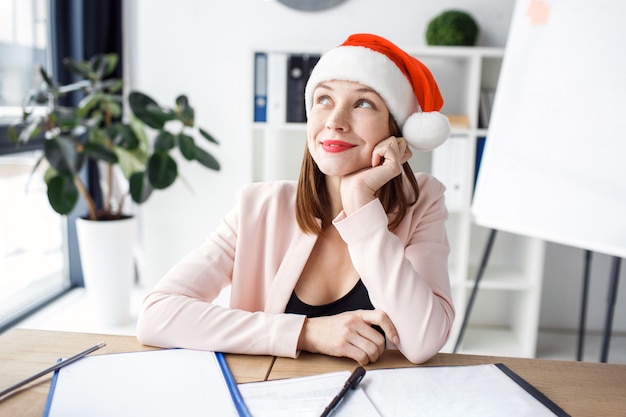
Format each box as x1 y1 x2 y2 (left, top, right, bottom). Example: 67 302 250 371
457 327 535 358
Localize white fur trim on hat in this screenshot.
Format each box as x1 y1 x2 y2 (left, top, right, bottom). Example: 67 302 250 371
305 46 417 127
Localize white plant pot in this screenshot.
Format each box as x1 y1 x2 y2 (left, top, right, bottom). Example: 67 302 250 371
76 216 136 326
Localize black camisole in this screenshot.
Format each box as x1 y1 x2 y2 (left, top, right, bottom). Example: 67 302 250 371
284 278 375 317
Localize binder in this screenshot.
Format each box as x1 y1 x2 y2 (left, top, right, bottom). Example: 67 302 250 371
43 349 249 417
286 54 320 123
431 136 469 212
474 136 487 189
253 52 268 122
266 52 288 124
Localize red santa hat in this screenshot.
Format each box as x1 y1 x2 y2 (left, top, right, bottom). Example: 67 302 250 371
305 33 450 151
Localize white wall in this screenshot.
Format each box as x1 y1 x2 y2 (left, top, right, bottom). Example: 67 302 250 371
126 0 625 334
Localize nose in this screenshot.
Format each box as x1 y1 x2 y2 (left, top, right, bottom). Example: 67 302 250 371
325 106 349 132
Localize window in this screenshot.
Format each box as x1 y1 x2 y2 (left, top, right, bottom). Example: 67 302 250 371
0 0 71 330
0 0 48 123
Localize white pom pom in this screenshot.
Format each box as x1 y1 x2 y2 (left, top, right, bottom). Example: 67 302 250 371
402 112 451 151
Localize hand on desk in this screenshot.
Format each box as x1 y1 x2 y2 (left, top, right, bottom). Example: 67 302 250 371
296 309 399 365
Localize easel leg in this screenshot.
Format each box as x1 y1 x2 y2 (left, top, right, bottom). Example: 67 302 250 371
577 250 592 361
453 229 497 353
600 256 622 363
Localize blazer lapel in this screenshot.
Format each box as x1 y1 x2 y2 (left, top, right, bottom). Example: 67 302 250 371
265 230 318 313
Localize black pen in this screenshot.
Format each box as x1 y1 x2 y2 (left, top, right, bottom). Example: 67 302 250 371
320 366 366 417
0 341 106 399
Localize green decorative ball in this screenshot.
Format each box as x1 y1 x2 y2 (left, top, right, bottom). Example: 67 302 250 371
426 10 479 46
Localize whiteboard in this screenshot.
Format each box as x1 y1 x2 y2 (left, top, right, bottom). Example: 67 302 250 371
472 0 626 258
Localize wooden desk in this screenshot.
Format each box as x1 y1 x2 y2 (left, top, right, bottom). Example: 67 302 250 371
271 351 626 417
0 328 273 417
1 328 625 417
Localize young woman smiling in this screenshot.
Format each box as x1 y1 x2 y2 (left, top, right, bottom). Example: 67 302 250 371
137 34 454 365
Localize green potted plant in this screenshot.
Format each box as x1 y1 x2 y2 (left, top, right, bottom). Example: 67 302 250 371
9 53 221 324
426 10 480 47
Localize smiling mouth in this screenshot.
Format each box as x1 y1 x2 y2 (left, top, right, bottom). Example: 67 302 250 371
321 140 356 153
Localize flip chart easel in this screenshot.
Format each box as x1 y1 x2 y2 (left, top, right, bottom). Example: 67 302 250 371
460 0 626 362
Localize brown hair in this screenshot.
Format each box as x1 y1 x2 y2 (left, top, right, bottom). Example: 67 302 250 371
296 117 420 234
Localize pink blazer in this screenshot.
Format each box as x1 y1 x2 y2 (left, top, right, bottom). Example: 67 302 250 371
137 173 454 364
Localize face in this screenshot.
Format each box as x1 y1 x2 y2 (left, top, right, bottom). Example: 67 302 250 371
306 80 392 177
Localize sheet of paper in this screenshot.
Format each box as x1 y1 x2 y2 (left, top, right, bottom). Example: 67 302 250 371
239 364 563 417
361 364 560 417
45 349 239 417
238 371 381 417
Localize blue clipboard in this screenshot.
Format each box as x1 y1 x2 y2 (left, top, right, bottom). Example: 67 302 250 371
215 352 252 417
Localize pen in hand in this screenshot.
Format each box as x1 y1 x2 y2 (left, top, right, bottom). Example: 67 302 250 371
0 341 106 400
320 366 366 417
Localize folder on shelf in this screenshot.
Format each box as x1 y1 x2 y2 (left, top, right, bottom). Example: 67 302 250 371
286 54 320 123
43 349 247 417
266 52 288 124
239 363 570 417
254 52 268 122
431 136 470 212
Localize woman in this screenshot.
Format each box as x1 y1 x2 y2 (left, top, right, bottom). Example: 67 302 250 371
137 33 454 365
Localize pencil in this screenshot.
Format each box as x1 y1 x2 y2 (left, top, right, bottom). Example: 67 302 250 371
0 341 106 399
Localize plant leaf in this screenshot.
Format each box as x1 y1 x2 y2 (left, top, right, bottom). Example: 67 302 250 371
176 95 189 110
179 106 195 127
17 122 42 143
102 79 124 93
63 57 92 79
104 53 119 76
129 171 153 203
83 142 118 164
154 131 175 151
193 146 220 171
108 123 139 150
115 147 146 178
128 91 174 129
148 152 178 189
77 92 102 118
199 127 219 144
177 133 196 160
44 136 84 175
53 107 79 132
176 95 194 126
8 125 18 143
46 175 78 215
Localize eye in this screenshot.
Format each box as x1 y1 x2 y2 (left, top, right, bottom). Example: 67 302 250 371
317 96 331 105
356 100 374 109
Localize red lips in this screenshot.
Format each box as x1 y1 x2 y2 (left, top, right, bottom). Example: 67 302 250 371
321 140 356 153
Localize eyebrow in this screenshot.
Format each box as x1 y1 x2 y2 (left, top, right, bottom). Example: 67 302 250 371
316 82 378 95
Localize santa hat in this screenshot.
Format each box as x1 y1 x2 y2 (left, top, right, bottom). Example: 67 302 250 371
305 33 450 151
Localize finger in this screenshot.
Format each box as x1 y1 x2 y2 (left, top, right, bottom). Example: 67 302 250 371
372 137 399 167
359 310 400 346
395 137 412 165
344 325 384 364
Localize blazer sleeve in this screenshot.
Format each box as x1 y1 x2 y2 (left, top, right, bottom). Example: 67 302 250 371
333 174 454 364
136 186 305 358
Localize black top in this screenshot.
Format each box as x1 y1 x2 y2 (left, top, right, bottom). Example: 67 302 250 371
284 278 375 317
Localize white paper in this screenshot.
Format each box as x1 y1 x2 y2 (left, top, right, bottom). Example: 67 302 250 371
239 364 562 417
361 365 559 417
239 371 381 417
45 349 239 417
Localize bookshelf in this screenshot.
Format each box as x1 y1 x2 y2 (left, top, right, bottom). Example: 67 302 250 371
251 46 546 358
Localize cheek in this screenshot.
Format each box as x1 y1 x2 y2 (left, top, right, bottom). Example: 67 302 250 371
359 120 393 149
